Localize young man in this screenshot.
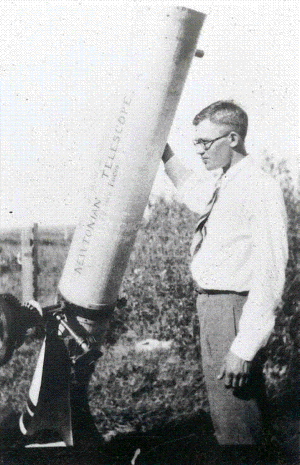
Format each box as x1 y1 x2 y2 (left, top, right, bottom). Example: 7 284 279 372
162 101 288 462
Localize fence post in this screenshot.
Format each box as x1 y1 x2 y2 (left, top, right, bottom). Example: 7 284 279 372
21 223 38 302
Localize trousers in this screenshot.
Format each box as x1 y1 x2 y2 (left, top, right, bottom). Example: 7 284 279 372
196 292 266 445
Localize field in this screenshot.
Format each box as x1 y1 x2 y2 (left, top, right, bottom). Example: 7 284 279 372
0 161 299 464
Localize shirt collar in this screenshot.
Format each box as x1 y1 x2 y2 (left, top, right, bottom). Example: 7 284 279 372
221 155 253 186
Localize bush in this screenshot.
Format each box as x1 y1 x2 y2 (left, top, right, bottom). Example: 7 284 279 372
261 157 300 413
105 199 199 357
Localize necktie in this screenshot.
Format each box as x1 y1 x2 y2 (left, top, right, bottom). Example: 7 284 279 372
190 176 223 257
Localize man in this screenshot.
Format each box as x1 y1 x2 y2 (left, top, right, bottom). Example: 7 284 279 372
162 101 288 463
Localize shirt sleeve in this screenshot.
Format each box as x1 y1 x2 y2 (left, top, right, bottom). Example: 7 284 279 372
164 157 217 214
230 176 288 361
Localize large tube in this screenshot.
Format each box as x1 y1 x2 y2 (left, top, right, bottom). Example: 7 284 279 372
59 6 205 310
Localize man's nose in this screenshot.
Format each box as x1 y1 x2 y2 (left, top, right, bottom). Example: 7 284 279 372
197 147 205 156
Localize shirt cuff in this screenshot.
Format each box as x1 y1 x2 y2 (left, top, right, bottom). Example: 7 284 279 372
230 337 257 361
230 328 272 361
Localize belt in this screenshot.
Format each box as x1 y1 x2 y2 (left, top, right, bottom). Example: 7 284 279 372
195 285 248 297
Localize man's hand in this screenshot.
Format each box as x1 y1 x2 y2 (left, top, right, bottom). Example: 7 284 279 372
217 350 251 389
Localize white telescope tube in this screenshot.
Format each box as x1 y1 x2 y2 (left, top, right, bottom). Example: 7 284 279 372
59 6 205 310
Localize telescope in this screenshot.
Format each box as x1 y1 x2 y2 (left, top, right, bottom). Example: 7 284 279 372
0 6 205 448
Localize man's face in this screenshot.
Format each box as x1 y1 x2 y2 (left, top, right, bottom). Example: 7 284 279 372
194 120 232 171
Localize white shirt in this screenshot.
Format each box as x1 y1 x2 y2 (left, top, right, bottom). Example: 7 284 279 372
165 155 288 361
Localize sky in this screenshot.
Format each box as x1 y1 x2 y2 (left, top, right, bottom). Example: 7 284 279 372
1 0 299 228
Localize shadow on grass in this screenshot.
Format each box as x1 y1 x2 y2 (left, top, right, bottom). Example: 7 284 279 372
100 411 217 465
1 409 299 464
0 411 217 465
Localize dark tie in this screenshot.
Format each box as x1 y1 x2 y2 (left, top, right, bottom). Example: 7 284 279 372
190 176 223 257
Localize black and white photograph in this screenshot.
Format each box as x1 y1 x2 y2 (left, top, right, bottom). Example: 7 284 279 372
0 1 299 464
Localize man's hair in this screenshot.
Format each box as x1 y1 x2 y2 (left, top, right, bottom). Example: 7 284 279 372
193 100 248 140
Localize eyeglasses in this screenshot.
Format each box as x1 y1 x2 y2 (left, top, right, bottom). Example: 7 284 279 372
193 132 231 151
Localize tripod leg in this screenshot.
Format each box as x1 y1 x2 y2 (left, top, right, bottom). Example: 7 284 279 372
19 329 73 447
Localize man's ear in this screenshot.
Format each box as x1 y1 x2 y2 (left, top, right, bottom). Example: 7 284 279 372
229 132 240 148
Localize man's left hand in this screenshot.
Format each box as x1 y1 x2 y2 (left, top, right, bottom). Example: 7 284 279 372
217 350 251 389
